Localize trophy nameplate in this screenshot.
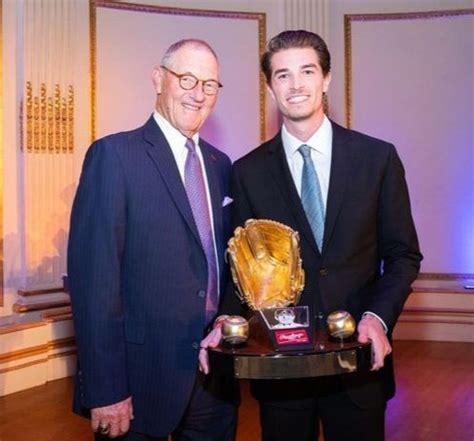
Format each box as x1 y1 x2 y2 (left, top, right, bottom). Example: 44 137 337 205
258 306 314 351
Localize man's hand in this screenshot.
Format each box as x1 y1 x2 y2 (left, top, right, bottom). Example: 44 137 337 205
357 315 392 371
198 316 228 374
91 396 134 438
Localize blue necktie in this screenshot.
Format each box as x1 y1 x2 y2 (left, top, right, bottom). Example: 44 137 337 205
184 138 218 323
299 144 325 251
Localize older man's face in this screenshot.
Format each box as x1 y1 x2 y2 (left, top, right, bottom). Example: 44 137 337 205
154 45 220 138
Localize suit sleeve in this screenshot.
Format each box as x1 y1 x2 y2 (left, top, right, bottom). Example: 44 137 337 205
68 139 129 408
368 145 422 331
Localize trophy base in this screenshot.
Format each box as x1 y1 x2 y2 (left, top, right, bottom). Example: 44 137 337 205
327 334 357 343
221 339 247 349
209 317 371 379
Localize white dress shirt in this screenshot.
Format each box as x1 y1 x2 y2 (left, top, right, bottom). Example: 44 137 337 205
281 115 387 332
153 111 220 288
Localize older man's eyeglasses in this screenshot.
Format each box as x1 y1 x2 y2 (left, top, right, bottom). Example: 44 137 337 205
161 65 223 96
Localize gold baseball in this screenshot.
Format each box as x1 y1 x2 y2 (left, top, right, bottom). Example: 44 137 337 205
326 310 356 339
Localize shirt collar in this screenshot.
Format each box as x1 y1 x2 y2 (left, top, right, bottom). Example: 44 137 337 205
153 110 199 149
282 115 332 158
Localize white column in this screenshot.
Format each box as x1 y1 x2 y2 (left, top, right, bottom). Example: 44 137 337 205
283 0 328 40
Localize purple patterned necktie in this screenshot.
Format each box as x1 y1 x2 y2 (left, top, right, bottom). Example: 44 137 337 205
184 138 218 323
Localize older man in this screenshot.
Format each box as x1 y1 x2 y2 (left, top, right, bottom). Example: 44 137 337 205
68 39 236 441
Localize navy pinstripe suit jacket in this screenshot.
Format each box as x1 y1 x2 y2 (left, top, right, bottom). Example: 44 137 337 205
68 116 232 436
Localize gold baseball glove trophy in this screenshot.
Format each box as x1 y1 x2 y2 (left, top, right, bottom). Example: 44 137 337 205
227 218 305 310
226 219 313 351
207 219 371 379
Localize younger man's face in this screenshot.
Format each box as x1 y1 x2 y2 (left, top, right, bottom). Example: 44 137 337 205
268 47 331 125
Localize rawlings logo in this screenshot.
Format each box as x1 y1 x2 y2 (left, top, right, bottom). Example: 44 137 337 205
275 329 309 345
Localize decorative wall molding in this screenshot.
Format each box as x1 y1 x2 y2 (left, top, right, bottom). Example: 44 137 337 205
17 286 64 297
0 320 44 335
394 286 474 342
0 311 75 396
413 274 474 295
12 287 70 313
12 298 70 313
417 273 474 281
0 342 48 364
90 0 267 144
22 0 76 153
23 81 74 153
344 9 474 129
343 8 474 278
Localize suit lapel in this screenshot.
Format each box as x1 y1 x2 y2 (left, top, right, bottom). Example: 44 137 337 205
323 122 354 250
266 135 320 255
142 116 202 246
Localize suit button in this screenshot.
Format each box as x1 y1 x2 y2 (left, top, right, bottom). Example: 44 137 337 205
192 342 199 350
197 290 206 298
319 268 328 276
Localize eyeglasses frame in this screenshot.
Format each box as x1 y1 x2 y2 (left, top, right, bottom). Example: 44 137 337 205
160 65 223 95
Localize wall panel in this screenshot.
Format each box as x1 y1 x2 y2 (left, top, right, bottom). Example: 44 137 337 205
345 9 473 275
93 0 266 161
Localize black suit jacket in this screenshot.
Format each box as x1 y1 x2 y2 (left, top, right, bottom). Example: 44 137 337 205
223 121 422 407
68 116 232 436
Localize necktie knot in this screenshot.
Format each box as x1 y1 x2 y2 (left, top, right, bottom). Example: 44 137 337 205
185 138 196 154
299 144 312 160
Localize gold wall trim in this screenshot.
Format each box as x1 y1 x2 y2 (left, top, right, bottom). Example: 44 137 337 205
0 337 76 364
418 273 474 281
413 273 474 294
398 316 473 325
47 336 76 351
48 348 77 360
90 0 267 142
17 286 64 297
26 82 32 150
0 0 3 307
403 306 474 315
0 320 45 335
0 358 47 374
0 350 76 374
413 287 474 295
399 304 474 326
0 344 48 363
23 82 74 153
0 309 72 334
12 298 70 313
343 14 352 129
42 305 72 318
344 9 474 130
43 313 72 323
